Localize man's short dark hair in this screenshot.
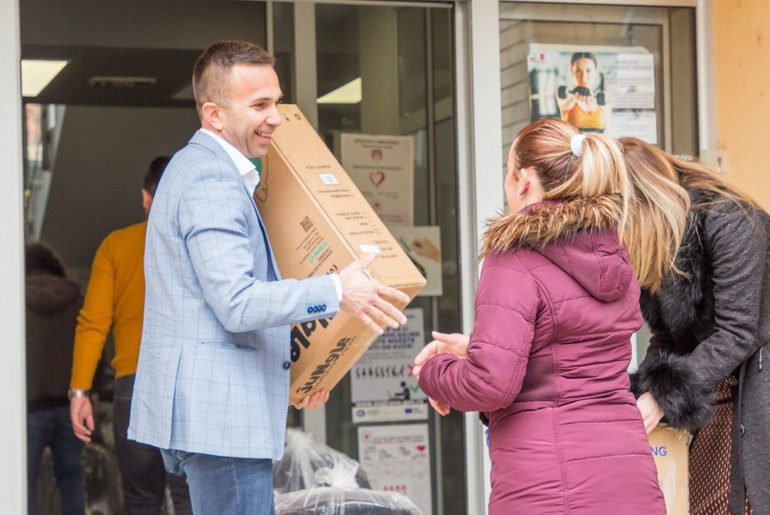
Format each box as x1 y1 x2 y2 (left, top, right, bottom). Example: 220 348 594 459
143 156 170 197
192 40 275 112
25 242 65 277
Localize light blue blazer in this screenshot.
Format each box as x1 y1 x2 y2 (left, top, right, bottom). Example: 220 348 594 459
128 131 339 460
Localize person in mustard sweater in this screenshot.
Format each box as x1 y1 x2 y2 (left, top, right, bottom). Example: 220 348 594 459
69 156 192 515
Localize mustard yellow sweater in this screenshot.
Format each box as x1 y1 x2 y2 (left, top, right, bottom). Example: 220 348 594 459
70 221 146 389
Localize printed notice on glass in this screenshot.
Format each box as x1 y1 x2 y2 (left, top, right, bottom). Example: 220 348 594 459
340 133 414 226
606 53 655 110
358 424 432 515
351 308 428 423
389 226 442 297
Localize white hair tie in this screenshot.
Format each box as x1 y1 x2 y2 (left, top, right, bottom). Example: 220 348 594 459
570 134 586 157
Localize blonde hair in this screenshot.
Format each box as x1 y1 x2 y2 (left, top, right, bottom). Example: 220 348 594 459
511 118 632 237
620 138 761 292
669 154 760 210
619 138 690 292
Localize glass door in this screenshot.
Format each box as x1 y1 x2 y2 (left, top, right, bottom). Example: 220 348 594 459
275 3 466 514
498 2 699 363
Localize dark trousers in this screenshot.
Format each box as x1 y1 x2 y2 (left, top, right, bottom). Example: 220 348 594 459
114 375 192 515
27 406 85 515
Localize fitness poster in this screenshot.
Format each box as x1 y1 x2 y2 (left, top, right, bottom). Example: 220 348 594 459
527 43 657 143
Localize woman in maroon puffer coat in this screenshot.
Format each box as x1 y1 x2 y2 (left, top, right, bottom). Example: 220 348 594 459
413 118 665 514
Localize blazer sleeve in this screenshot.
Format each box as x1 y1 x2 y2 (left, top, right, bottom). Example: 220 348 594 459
179 163 340 333
418 257 537 412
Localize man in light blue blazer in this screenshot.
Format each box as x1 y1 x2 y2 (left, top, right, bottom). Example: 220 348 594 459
128 40 409 514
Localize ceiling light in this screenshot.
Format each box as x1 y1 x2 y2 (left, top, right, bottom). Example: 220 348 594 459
317 77 362 104
21 59 69 97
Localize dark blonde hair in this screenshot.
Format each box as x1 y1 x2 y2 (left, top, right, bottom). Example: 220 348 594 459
621 138 761 292
619 138 690 292
670 154 760 210
192 40 274 115
510 118 631 235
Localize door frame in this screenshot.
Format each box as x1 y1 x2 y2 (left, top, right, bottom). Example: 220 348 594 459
0 1 715 513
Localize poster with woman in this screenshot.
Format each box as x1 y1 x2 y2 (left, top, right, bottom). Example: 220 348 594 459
527 43 657 142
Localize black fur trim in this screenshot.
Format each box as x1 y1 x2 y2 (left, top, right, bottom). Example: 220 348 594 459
631 353 714 432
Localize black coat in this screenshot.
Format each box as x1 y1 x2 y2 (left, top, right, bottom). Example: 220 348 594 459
632 190 770 514
25 272 83 410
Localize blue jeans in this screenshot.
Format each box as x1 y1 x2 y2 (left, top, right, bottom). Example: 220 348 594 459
161 449 274 515
114 375 192 515
27 406 85 515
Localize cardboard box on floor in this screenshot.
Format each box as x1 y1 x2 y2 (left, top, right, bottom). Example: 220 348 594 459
648 425 691 515
255 104 426 405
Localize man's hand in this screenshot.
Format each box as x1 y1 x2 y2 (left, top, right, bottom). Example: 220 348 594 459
338 253 409 335
636 392 665 434
411 331 470 377
70 397 95 443
293 389 330 410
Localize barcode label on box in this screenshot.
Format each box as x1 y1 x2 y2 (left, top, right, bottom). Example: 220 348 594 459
319 173 339 185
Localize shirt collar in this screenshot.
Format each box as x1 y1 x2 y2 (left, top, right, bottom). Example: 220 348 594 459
200 128 256 180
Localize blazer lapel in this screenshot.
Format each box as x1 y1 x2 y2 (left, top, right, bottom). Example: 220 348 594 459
190 130 281 280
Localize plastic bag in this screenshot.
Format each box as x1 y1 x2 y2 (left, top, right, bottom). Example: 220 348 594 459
274 487 421 515
273 428 371 494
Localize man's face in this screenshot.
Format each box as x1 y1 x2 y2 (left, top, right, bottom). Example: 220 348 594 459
217 64 283 159
571 57 597 88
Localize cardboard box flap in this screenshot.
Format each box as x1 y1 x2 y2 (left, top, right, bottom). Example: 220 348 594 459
269 105 426 291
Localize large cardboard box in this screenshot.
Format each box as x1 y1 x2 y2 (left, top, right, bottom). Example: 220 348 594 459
255 104 426 404
648 425 691 515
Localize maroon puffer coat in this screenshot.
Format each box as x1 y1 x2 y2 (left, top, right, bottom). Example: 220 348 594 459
418 197 665 514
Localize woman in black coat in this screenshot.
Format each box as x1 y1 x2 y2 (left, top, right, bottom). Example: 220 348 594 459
621 138 770 515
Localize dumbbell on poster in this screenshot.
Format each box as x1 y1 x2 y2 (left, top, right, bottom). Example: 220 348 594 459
557 85 606 106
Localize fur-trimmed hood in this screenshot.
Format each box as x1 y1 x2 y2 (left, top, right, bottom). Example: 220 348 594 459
481 195 632 302
481 195 624 254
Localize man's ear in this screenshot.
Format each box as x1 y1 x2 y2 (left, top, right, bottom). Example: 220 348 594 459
141 188 153 216
200 101 224 131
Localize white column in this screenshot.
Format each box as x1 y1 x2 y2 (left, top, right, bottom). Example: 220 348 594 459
293 2 319 129
696 0 717 155
0 1 27 512
455 0 503 513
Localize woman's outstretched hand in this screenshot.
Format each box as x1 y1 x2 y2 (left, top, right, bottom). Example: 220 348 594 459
412 331 470 416
411 331 470 377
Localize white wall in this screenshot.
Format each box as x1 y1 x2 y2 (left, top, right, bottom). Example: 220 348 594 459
0 0 27 512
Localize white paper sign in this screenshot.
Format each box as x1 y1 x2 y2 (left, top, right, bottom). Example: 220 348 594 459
611 110 658 144
351 308 428 423
358 424 433 515
340 133 414 226
605 53 656 109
